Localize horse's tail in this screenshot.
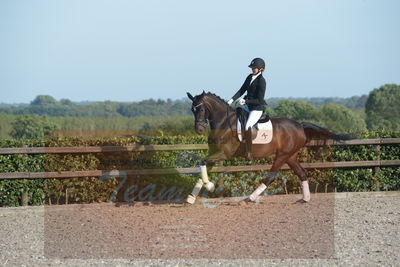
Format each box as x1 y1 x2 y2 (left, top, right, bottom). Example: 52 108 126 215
301 122 356 144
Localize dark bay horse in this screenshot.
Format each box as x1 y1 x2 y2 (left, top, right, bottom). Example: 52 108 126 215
186 91 352 203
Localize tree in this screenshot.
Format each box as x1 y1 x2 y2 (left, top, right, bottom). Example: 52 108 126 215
10 115 59 139
60 98 74 106
274 100 322 124
30 95 58 106
320 104 366 133
365 84 400 131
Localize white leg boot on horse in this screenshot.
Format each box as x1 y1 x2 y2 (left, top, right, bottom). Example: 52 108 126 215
286 154 311 203
301 180 311 202
248 171 278 202
186 178 204 204
186 165 215 204
200 165 215 192
249 183 267 201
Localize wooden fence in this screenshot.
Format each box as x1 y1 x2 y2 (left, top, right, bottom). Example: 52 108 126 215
0 138 399 180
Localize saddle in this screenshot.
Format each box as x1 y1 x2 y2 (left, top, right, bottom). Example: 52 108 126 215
236 107 273 144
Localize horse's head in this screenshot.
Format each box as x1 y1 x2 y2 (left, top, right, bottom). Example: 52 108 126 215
187 91 210 135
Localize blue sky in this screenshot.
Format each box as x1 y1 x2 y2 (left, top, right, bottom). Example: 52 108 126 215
1 0 399 103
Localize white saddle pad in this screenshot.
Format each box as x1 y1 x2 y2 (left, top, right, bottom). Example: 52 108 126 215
237 119 273 144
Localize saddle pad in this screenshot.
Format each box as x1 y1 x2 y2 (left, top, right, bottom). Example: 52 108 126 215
237 120 273 144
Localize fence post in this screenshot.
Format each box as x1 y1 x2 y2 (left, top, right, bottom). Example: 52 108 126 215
65 188 69 204
373 143 381 191
21 191 29 206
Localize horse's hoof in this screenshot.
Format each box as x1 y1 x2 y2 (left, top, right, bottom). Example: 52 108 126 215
241 197 256 204
204 182 215 192
296 199 309 203
186 195 196 204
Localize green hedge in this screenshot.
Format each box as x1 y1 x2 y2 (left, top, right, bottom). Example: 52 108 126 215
0 131 399 206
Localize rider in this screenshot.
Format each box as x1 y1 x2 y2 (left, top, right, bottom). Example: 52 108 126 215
227 58 267 161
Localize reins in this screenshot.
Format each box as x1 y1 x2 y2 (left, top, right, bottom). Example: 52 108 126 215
226 104 235 134
193 94 236 136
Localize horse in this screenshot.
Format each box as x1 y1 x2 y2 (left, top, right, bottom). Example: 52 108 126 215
185 91 353 204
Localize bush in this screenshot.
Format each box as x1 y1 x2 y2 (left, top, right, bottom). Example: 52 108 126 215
0 130 399 206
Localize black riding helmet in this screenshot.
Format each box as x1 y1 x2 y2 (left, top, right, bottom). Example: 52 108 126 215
248 58 265 69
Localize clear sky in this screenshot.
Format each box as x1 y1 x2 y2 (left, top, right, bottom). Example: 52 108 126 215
1 0 399 103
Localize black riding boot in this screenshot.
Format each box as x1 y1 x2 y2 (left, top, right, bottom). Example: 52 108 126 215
245 128 253 162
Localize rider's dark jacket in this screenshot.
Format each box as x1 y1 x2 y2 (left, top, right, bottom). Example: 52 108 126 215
231 73 267 111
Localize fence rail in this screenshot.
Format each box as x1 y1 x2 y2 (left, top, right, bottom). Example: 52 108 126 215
0 160 399 180
0 138 399 155
0 138 399 180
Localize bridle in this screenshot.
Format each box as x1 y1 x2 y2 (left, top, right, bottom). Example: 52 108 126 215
192 98 235 135
192 102 210 130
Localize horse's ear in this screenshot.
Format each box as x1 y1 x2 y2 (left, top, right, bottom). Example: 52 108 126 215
202 90 205 95
186 92 195 101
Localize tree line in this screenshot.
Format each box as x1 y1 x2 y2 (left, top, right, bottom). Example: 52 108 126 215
0 93 369 118
1 84 399 139
0 96 191 118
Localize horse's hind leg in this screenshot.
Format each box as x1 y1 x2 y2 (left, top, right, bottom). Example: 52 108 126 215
286 154 310 202
249 154 290 201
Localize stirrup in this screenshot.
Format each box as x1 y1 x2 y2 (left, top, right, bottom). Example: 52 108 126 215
245 152 253 162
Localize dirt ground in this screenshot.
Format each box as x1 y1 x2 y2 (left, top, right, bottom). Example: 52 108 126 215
44 194 334 259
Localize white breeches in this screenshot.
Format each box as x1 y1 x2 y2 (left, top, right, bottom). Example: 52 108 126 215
245 110 263 130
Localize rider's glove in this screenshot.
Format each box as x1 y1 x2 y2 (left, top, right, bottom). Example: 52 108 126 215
239 98 246 105
227 99 234 105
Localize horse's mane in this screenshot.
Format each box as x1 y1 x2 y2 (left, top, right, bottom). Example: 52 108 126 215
204 92 226 103
202 92 233 110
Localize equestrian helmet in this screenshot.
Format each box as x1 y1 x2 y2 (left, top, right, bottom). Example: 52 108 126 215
248 58 265 69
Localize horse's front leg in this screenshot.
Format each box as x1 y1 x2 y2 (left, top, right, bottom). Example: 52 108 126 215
186 150 227 204
186 134 239 204
203 148 231 187
186 163 217 204
203 150 227 167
